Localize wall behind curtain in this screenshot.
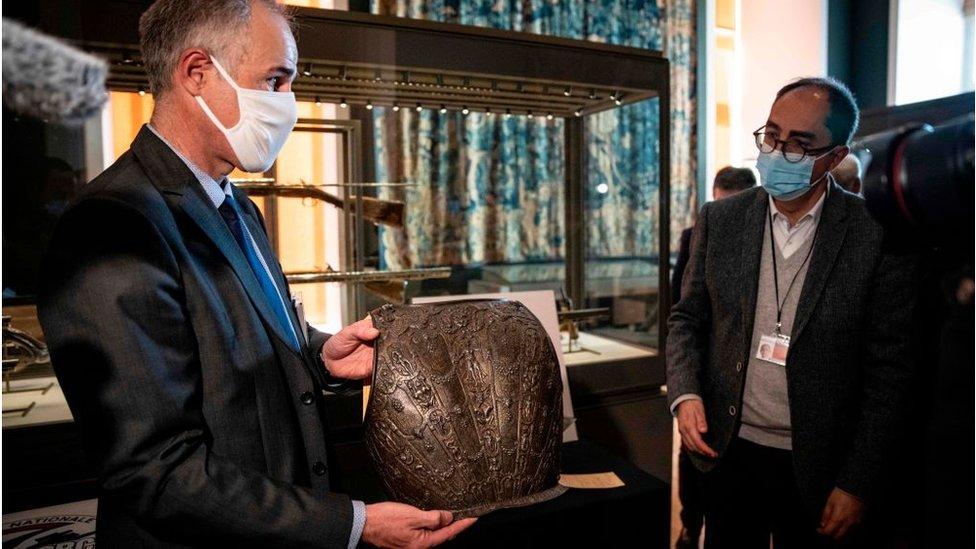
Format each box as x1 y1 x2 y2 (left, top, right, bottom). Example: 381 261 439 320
371 0 697 270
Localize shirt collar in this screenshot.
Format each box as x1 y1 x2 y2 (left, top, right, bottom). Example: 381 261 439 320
768 176 830 226
146 124 230 208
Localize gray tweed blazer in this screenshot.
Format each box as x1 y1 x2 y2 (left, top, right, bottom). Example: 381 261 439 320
666 181 916 513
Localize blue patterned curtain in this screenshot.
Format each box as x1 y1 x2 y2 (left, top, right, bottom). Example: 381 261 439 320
371 0 697 269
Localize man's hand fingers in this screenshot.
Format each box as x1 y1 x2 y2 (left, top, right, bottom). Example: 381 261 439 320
677 421 700 454
351 317 380 341
415 510 452 529
424 517 477 546
818 502 839 537
693 408 708 433
684 426 716 457
835 519 853 540
697 438 718 458
818 501 833 531
823 518 842 539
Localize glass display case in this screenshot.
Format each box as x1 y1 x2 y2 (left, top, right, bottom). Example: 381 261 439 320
1 3 679 511
4 3 674 373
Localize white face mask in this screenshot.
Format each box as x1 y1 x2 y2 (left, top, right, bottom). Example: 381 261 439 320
195 56 297 173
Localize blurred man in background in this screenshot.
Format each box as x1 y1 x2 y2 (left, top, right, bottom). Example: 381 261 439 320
831 154 863 195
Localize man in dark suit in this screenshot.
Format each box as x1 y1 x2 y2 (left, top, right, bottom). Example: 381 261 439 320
37 1 474 547
667 77 915 547
670 166 755 549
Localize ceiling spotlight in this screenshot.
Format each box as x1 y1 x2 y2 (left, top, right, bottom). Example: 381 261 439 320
614 97 623 106
439 105 448 114
546 113 554 120
314 95 322 106
392 103 400 112
365 101 374 110
462 106 470 115
374 69 383 82
563 86 572 97
416 103 423 112
339 98 348 109
504 109 512 119
527 110 533 117
574 109 582 117
302 62 313 77
486 108 493 116
138 88 146 96
588 89 597 100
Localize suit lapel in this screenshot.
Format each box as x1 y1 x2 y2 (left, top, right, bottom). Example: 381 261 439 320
738 189 769 351
791 181 849 343
129 126 301 357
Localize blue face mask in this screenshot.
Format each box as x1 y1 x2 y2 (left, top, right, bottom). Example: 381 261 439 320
756 148 835 201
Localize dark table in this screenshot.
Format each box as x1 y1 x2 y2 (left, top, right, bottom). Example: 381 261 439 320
341 438 670 548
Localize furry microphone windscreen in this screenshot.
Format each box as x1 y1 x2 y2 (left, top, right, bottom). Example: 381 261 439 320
2 18 109 125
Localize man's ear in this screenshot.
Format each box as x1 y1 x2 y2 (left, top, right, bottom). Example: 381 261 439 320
826 146 849 172
176 49 211 97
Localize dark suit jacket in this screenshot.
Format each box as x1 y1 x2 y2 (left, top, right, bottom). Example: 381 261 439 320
38 127 354 548
666 182 916 513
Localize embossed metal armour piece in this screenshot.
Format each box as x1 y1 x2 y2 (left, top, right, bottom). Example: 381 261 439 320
364 299 567 518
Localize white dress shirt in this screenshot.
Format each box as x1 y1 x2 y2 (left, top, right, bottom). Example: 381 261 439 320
767 183 827 259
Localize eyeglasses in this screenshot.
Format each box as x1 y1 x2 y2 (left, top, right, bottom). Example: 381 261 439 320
753 126 835 163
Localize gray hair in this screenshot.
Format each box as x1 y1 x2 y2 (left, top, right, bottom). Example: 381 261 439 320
138 0 291 95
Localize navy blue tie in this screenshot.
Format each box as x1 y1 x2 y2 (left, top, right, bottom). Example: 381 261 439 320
218 192 301 351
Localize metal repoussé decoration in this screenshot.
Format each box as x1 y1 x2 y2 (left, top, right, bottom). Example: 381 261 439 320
364 299 566 518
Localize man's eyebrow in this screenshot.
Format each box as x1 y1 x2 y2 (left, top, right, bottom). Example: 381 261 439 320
271 65 297 77
785 130 816 140
765 121 781 131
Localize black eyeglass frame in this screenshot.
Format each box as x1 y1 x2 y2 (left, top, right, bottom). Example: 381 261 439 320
753 125 837 163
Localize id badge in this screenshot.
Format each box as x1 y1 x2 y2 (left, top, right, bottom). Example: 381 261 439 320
756 332 790 366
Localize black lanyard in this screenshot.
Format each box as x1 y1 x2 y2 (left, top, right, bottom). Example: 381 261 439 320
767 208 820 336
